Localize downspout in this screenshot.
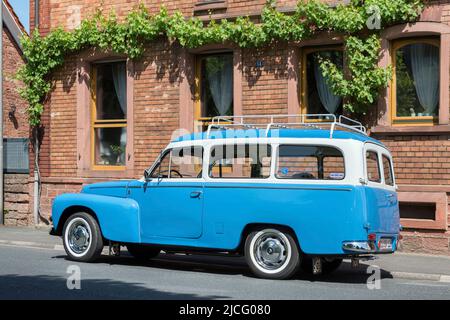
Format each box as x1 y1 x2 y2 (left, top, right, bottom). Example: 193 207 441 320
0 0 4 225
35 0 39 28
33 0 40 225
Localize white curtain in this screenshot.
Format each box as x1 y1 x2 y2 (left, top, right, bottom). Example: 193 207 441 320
406 43 440 115
206 55 233 116
112 63 127 116
98 129 110 161
313 55 342 114
112 63 127 164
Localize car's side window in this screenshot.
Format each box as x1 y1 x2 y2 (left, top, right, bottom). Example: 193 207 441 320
151 147 204 179
366 151 381 183
382 154 394 186
150 151 171 178
209 144 272 179
170 146 204 179
276 145 345 180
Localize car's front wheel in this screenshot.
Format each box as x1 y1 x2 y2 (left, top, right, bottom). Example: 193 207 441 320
245 228 300 280
62 212 104 262
126 244 160 261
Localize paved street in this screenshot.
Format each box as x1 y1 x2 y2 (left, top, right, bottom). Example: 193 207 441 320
0 241 449 300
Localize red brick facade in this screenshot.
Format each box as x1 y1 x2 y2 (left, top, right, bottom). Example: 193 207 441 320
19 0 450 255
2 1 30 225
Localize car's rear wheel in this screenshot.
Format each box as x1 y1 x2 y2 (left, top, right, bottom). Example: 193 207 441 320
126 244 160 261
62 212 104 262
245 228 300 280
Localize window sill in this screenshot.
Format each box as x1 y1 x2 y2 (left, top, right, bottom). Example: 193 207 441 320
194 0 228 13
370 124 450 135
77 168 135 179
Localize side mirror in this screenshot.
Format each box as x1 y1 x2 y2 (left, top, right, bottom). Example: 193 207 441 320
144 170 151 181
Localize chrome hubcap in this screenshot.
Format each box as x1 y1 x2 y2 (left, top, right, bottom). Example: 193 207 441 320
254 232 288 270
68 221 90 254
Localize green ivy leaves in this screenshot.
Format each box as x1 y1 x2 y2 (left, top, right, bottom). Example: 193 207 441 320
17 0 423 126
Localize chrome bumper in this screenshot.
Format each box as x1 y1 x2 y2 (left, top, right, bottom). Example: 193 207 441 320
342 241 376 253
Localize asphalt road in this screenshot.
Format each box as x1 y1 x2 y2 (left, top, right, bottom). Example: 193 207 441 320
0 243 449 300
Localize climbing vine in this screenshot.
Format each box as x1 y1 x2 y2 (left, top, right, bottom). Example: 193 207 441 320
17 0 423 126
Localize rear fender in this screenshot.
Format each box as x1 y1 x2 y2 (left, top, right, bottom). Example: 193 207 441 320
52 193 141 243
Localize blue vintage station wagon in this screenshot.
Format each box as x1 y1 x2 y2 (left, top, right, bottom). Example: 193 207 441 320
50 114 400 279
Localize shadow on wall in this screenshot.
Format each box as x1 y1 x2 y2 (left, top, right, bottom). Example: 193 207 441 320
0 274 228 300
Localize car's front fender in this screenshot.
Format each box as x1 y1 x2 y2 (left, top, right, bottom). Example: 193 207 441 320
52 193 141 243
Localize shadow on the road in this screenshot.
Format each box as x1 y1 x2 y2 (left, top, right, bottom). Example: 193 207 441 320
53 253 393 284
54 252 253 277
293 261 394 284
0 274 228 300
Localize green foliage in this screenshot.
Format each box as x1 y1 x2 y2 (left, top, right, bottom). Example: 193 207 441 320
18 0 424 126
318 35 393 113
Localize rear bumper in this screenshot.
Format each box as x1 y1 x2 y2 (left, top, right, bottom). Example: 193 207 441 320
342 234 398 254
342 241 376 253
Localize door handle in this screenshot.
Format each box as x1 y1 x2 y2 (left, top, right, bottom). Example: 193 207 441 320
386 193 396 204
190 191 202 199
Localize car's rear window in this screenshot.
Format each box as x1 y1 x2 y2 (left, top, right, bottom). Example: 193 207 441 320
366 151 381 183
276 145 345 180
382 155 394 186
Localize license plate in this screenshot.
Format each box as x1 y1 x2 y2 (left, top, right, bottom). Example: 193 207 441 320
379 238 393 251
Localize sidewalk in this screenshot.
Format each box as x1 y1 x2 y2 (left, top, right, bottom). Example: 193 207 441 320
1 226 449 281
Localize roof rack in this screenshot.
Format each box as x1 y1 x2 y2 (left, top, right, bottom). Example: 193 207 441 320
206 114 367 139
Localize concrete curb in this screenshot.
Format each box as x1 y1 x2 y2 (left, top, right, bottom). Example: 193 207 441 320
0 239 61 251
388 271 450 283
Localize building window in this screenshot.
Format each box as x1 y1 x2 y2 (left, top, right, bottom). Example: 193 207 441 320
91 61 127 169
391 38 440 125
301 47 343 118
194 0 228 13
3 138 29 173
399 202 436 220
195 53 234 132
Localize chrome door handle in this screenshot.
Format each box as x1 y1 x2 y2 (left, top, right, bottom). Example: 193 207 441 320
386 193 396 204
190 191 202 199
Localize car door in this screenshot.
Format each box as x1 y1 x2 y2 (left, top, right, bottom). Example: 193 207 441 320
132 146 204 239
363 144 400 235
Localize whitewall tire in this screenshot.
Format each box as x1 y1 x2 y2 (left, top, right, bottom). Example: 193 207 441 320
245 228 300 280
62 212 104 262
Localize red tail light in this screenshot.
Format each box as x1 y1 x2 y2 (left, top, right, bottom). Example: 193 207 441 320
368 233 376 241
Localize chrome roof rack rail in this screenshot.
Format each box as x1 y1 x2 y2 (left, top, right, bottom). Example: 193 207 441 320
205 114 367 139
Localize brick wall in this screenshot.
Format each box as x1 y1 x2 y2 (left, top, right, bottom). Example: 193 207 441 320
376 134 450 186
242 43 289 116
2 28 28 139
2 26 31 226
30 0 342 34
